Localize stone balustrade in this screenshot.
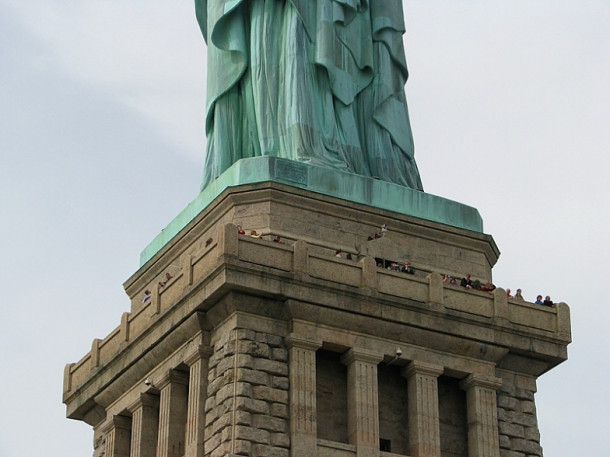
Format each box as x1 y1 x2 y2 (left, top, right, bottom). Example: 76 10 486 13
63 223 571 415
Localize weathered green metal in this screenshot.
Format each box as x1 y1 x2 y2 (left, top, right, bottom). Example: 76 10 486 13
196 0 423 191
139 157 483 266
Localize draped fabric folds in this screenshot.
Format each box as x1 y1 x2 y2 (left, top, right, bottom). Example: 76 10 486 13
196 0 424 191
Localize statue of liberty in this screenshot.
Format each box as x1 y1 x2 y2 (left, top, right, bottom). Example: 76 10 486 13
195 0 424 191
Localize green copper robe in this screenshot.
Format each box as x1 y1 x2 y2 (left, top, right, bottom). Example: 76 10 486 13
196 0 423 191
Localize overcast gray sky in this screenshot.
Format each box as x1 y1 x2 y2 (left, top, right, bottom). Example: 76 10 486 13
1 1 608 456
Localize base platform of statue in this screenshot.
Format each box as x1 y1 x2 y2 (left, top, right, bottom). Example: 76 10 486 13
140 156 486 267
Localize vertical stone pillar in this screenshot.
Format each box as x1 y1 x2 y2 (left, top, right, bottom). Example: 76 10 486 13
341 348 383 457
218 223 239 258
426 272 444 306
556 302 572 341
493 289 509 323
402 361 444 457
91 338 101 368
460 373 503 457
157 369 189 457
103 415 132 457
360 257 378 294
293 240 310 282
129 393 159 457
181 253 194 286
185 346 213 457
120 312 130 342
285 334 322 457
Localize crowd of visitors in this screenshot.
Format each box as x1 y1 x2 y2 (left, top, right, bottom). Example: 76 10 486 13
453 273 554 306
385 260 415 275
534 295 555 306
232 223 557 307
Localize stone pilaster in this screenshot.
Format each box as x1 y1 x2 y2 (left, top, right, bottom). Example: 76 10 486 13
402 361 444 457
285 334 322 457
103 415 132 457
341 348 383 457
460 374 503 457
128 393 159 457
157 369 189 457
185 346 213 457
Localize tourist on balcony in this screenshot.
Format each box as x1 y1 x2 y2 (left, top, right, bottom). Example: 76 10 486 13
514 289 524 299
250 230 262 238
159 272 173 287
481 282 496 293
460 274 472 289
401 261 414 274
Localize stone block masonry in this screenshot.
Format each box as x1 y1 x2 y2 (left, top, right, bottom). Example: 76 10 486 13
496 370 543 457
63 184 570 457
205 328 289 457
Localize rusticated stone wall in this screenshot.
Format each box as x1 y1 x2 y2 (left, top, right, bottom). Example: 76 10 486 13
93 430 105 457
497 371 542 457
204 328 290 457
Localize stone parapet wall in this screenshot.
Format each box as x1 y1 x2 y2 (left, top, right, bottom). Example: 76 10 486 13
205 328 290 457
64 222 571 423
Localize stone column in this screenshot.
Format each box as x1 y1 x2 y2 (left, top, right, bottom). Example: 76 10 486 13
402 361 444 457
129 393 159 457
341 348 383 457
185 346 213 457
285 334 322 457
460 373 503 457
157 369 189 457
103 415 132 457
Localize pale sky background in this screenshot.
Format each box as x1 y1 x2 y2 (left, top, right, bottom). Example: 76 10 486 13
1 1 608 456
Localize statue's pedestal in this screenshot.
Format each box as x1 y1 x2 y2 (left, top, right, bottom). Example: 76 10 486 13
140 157 486 266
138 179 498 283
63 175 570 457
